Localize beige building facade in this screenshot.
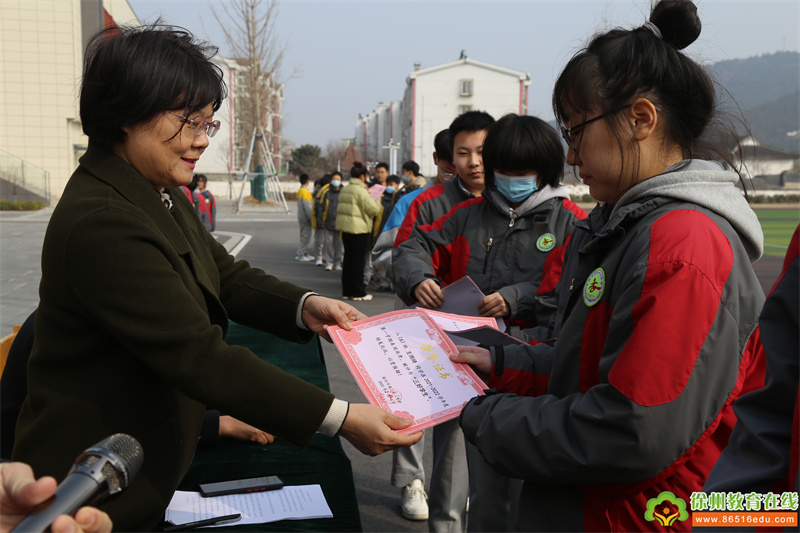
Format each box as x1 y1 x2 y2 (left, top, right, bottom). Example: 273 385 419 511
0 0 139 201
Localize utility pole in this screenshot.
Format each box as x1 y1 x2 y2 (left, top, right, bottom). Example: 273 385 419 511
383 138 401 175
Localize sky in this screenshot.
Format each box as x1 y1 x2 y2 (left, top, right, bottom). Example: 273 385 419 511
128 0 799 150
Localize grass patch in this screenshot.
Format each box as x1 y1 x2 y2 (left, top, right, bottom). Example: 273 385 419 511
0 200 46 211
754 207 800 257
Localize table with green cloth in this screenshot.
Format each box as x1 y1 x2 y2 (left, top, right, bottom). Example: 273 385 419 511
176 322 362 532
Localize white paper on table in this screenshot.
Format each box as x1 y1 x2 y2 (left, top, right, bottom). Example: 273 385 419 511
329 309 488 434
165 486 332 528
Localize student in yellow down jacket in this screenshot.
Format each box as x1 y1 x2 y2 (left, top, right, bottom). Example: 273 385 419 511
295 173 314 261
336 161 381 300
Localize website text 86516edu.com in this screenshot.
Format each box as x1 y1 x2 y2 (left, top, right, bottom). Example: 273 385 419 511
693 512 798 527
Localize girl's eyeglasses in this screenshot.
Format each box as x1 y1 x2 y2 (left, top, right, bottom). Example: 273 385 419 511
558 104 631 152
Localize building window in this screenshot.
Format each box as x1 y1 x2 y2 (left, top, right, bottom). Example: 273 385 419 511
459 105 473 115
460 79 473 97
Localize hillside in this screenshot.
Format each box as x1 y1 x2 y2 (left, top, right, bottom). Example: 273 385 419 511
546 51 798 155
710 51 799 110
743 90 800 153
710 51 799 153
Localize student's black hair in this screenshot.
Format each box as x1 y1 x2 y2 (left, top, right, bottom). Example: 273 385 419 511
386 175 402 185
81 22 226 148
433 129 453 163
320 173 332 186
401 161 420 176
350 161 369 179
376 162 389 172
553 0 744 188
331 171 343 180
299 173 309 185
448 111 495 152
195 173 208 184
483 114 564 190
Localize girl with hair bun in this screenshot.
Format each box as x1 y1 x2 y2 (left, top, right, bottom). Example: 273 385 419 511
453 1 767 530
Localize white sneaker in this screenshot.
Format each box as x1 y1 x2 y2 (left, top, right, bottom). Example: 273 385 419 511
299 255 314 262
325 264 333 271
315 259 323 266
400 479 428 520
352 294 373 301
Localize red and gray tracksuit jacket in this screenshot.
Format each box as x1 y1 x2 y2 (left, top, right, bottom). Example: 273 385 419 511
459 161 767 532
703 223 799 503
393 178 476 246
393 185 587 325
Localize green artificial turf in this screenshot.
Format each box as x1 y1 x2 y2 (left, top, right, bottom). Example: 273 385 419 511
754 207 800 257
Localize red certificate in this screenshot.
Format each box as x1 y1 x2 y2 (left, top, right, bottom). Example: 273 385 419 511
329 309 489 433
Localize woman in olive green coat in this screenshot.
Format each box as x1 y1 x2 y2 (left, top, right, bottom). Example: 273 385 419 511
12 25 420 532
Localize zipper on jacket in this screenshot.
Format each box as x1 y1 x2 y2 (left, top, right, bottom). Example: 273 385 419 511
482 237 493 274
508 208 516 228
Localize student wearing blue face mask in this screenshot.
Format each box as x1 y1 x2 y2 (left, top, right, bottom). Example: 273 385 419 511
393 113 588 531
377 174 401 236
395 113 587 326
316 172 344 270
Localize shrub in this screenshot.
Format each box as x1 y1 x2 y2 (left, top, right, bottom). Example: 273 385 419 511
0 201 46 211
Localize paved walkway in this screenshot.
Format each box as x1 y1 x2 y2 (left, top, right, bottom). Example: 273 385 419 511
0 199 283 332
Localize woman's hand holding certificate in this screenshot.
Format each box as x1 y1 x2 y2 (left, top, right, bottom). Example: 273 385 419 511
328 309 491 434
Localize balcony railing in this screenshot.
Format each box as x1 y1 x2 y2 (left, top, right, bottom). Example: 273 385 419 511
0 149 50 203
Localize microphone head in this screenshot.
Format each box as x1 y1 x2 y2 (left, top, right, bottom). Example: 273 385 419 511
72 433 143 496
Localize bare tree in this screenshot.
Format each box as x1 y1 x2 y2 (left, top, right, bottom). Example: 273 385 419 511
324 139 349 173
212 0 289 172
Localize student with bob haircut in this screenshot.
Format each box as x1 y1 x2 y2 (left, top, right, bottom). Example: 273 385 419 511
11 24 421 532
395 113 586 531
394 113 586 326
453 1 767 530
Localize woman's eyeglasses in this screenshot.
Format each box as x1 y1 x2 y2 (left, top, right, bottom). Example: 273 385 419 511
168 112 221 138
558 104 631 152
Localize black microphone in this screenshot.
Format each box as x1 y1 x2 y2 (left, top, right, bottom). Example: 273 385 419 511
12 433 143 533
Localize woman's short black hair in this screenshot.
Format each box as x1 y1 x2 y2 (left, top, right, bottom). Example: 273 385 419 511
80 23 226 147
483 114 564 189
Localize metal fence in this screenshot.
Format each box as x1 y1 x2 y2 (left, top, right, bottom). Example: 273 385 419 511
0 149 50 203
